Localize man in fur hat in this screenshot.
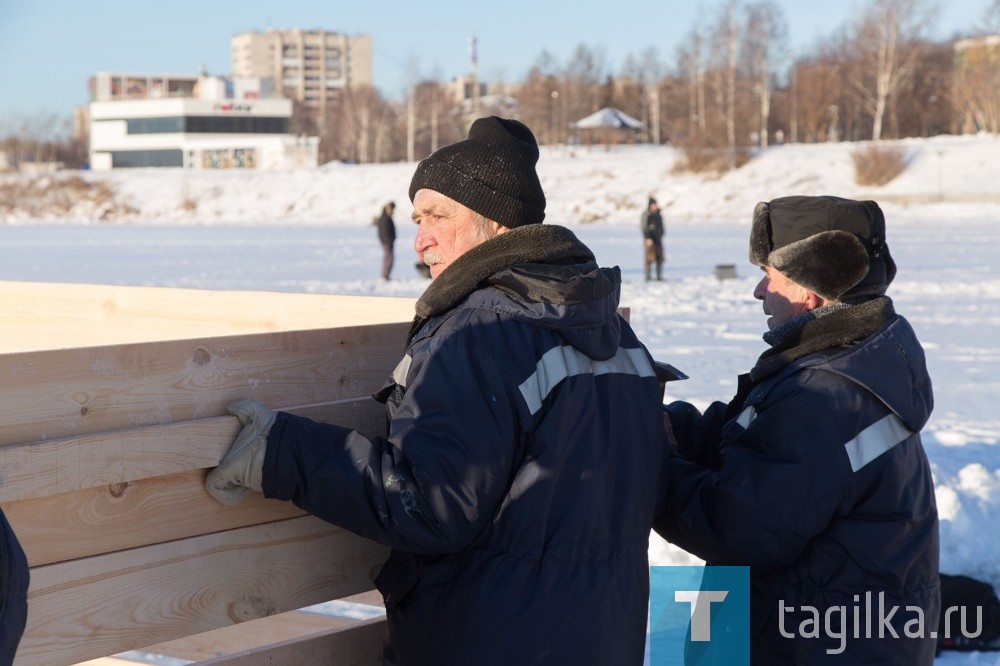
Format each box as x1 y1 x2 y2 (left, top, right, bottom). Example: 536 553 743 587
655 195 940 664
205 117 666 665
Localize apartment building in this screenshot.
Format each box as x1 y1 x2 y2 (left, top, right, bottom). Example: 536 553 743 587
231 29 373 117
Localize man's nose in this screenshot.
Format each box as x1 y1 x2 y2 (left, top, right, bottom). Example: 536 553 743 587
414 224 430 252
753 277 767 300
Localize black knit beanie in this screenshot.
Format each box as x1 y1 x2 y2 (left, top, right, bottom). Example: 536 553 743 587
749 195 897 301
408 116 546 228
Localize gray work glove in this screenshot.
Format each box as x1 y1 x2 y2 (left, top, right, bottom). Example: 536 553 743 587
205 399 276 506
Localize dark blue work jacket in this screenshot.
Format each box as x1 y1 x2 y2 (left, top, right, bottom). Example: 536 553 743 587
264 225 666 665
658 303 940 665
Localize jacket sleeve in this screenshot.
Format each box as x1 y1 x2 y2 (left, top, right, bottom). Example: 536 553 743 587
656 375 860 570
262 314 523 555
665 400 728 468
0 509 28 664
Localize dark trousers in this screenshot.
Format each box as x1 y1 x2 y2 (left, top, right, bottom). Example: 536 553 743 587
644 239 663 280
381 242 395 280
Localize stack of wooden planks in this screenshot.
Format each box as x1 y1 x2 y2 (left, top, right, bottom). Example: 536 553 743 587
0 281 415 665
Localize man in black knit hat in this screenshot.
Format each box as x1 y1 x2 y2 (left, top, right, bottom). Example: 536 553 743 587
655 195 940 664
640 196 665 281
206 117 666 665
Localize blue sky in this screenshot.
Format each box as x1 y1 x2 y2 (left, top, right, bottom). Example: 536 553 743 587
0 0 994 125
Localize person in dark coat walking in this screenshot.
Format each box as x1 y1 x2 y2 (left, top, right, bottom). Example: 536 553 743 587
206 117 667 665
641 196 665 281
375 201 397 280
1 508 29 664
656 196 940 665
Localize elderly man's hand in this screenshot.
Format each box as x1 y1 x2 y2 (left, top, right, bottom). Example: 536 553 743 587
205 399 276 505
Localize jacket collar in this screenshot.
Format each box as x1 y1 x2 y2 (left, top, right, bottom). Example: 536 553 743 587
750 297 896 382
415 224 595 319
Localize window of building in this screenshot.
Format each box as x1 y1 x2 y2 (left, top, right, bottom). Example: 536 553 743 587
111 149 184 168
184 116 289 133
127 117 185 134
200 147 258 169
125 116 289 135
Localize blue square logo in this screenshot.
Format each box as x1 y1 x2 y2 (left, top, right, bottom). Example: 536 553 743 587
650 566 750 665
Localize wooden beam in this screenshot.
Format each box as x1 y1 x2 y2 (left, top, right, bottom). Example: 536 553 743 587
4 468 304 567
0 398 386 503
0 281 416 352
0 322 409 447
17 516 389 666
136 609 382 663
194 617 386 666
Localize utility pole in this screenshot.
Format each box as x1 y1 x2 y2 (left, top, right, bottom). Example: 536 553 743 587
469 37 480 119
407 84 415 163
649 81 661 145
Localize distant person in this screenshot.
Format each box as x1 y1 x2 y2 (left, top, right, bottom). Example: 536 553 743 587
374 201 397 280
206 116 667 665
656 196 940 664
641 196 664 281
1 508 29 663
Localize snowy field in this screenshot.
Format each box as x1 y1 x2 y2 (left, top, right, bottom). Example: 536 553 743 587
1 134 998 663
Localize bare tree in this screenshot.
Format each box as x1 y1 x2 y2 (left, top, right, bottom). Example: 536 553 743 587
676 26 707 138
849 0 937 141
562 44 609 128
410 79 464 158
516 51 562 144
616 54 649 136
953 35 1000 133
322 86 401 163
982 0 1000 33
791 53 844 142
715 0 741 162
743 1 788 147
890 41 953 136
0 112 68 169
638 47 664 144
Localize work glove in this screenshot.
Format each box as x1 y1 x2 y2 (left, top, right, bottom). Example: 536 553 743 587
205 399 276 506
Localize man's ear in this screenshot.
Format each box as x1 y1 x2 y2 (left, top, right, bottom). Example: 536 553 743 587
805 290 829 311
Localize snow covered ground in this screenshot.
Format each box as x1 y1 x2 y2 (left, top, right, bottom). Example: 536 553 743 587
1 134 998 663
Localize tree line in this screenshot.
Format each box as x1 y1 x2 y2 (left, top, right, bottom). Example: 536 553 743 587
302 0 999 168
2 0 998 170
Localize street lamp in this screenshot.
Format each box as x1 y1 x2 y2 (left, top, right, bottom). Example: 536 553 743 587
550 90 559 145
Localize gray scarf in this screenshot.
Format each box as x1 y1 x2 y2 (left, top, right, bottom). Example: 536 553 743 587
750 297 896 382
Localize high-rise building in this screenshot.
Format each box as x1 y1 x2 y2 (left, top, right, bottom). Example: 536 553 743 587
231 29 373 118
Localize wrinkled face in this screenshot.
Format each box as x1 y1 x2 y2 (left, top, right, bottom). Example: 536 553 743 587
753 266 814 330
412 189 501 279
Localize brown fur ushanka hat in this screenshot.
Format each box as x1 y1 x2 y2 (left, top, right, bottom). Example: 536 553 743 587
749 195 897 301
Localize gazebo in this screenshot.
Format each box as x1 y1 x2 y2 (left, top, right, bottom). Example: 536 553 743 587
569 107 645 145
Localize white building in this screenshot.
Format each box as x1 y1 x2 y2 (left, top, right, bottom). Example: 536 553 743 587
88 72 318 171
